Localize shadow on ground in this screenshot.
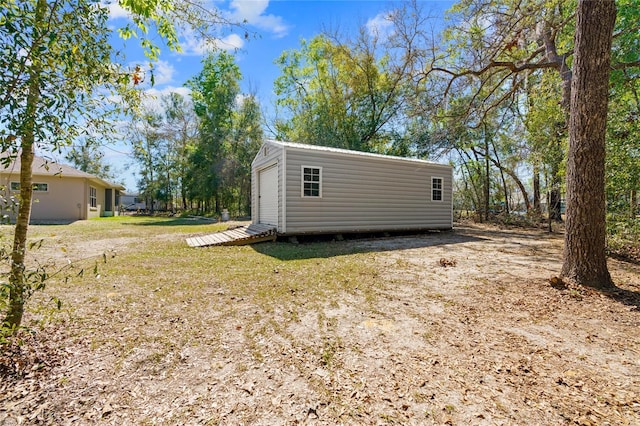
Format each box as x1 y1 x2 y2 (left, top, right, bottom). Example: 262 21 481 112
604 287 640 311
126 217 220 227
252 229 486 260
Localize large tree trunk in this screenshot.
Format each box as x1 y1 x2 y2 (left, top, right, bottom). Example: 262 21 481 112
561 0 615 289
3 0 46 333
5 148 36 331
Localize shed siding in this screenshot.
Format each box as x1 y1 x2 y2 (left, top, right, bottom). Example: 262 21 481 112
283 147 452 234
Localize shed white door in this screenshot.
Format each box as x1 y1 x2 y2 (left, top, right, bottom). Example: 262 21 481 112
258 165 278 226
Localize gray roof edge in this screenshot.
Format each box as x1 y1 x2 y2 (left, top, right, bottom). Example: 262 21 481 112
1 155 125 190
264 139 451 168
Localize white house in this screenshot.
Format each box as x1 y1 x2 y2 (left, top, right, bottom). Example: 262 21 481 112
251 140 453 235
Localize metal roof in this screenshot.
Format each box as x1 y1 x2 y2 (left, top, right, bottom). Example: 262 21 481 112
264 139 450 167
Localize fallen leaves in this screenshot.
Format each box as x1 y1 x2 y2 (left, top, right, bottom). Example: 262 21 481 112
2 223 639 425
438 258 457 267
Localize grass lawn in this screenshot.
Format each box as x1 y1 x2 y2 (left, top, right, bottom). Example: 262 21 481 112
1 217 639 424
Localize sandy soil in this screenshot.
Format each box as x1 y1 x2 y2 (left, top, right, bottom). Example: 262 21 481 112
1 223 639 425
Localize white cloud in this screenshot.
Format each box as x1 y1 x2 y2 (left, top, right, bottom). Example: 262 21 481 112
180 31 245 56
235 93 249 107
151 60 175 86
141 86 193 111
148 86 192 98
102 1 131 20
216 34 246 50
228 0 289 38
366 12 395 40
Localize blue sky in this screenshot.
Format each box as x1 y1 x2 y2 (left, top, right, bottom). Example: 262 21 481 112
100 0 454 191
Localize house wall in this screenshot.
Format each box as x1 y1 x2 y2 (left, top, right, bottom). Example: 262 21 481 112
2 176 86 222
282 146 453 234
0 175 116 222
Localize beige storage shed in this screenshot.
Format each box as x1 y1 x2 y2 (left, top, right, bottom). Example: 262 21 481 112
251 140 453 235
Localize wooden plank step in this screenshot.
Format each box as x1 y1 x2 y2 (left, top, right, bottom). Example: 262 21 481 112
223 234 276 246
246 226 272 235
187 224 277 247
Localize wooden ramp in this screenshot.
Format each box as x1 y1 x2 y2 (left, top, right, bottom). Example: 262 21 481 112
186 223 277 247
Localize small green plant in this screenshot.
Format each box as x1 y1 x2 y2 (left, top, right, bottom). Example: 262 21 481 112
321 340 339 366
1 239 113 339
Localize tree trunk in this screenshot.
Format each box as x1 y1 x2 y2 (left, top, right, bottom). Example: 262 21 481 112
561 0 615 289
5 148 36 332
549 186 563 221
630 189 637 219
490 139 509 215
3 0 46 333
483 127 490 221
533 166 541 214
472 146 531 212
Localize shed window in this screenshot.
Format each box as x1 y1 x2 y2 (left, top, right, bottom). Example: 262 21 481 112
89 186 97 208
432 177 443 201
10 182 48 192
302 166 322 197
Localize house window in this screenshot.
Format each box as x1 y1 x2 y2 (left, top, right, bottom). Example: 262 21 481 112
10 182 48 192
302 166 322 197
432 177 443 201
90 186 97 208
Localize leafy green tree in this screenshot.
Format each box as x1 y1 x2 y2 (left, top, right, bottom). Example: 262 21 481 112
186 52 241 213
66 137 115 181
1 0 125 334
0 0 237 334
389 0 639 288
606 0 640 225
129 93 200 212
228 94 264 216
129 112 164 212
524 70 566 219
607 79 640 221
161 93 199 210
274 32 407 153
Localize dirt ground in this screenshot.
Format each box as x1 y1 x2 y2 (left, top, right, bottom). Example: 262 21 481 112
1 223 639 425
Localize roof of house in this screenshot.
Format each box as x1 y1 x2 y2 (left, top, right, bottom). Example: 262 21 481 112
264 139 451 168
0 153 125 190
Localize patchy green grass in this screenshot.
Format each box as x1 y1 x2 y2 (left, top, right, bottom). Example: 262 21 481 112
3 220 639 425
29 215 226 240
7 217 381 367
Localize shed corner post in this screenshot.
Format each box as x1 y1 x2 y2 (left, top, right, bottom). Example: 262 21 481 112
281 143 287 234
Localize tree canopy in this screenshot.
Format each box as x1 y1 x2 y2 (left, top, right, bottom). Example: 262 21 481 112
0 0 239 334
